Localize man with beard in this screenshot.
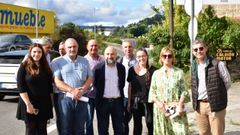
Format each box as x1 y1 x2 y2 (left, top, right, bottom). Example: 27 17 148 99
94 46 125 135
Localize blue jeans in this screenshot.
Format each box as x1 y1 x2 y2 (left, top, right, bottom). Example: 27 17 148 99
123 98 132 135
59 95 88 135
86 98 95 135
96 98 124 135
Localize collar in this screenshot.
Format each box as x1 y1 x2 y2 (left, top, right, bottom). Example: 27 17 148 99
64 54 79 63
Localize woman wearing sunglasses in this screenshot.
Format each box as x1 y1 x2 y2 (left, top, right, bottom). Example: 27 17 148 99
148 46 190 135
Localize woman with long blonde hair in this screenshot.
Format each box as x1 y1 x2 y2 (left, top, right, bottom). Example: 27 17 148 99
148 46 190 135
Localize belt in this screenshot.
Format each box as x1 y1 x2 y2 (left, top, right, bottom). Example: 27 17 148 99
199 99 209 103
103 97 121 102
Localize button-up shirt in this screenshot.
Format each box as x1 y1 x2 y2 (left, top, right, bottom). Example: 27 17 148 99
103 64 120 98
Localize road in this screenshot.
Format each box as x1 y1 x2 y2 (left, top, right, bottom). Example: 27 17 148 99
1 83 240 135
0 96 57 135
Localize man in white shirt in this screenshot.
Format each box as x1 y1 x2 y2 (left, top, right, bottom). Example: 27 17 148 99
94 46 125 135
118 40 137 135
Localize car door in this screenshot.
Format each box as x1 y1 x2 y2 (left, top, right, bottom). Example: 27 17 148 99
15 35 32 50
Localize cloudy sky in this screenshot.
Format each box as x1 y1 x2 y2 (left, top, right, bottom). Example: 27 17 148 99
0 0 161 26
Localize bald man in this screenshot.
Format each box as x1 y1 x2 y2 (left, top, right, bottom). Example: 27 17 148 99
51 38 93 135
84 39 104 135
94 47 125 135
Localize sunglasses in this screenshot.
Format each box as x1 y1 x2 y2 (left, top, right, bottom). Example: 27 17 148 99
162 54 173 59
193 47 204 52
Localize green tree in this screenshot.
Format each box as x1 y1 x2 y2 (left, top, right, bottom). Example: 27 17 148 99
222 22 240 51
59 22 88 55
129 24 148 37
147 0 190 71
198 6 229 55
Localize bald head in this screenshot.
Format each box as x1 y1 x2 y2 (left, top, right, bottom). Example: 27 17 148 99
104 46 117 66
87 39 99 57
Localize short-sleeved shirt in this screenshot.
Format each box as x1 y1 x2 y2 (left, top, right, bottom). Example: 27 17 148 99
51 55 93 91
84 54 104 98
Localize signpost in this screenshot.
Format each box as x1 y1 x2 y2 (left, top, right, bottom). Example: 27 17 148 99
176 0 240 72
183 0 203 68
216 49 236 61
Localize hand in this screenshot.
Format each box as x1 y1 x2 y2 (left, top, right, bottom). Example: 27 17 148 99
26 103 34 114
127 103 131 113
155 100 166 113
176 105 185 116
70 88 82 100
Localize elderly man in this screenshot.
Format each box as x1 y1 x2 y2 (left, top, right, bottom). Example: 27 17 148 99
118 39 137 135
51 38 93 135
58 41 66 56
23 36 53 64
191 39 231 135
94 46 125 135
84 39 104 135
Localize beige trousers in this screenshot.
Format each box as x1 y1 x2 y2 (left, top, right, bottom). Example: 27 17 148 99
195 102 226 135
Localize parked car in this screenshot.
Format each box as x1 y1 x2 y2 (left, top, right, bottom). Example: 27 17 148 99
0 34 33 52
0 50 59 100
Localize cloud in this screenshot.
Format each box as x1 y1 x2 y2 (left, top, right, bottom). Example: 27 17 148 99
0 0 160 26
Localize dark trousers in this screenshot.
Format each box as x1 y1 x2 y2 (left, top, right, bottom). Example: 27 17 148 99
132 102 153 135
123 98 132 135
25 120 48 135
86 98 95 135
54 93 62 134
96 98 124 135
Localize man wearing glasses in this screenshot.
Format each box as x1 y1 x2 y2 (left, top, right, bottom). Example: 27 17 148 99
191 39 231 135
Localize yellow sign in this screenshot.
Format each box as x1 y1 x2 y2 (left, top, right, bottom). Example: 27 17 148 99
0 3 54 34
216 48 236 61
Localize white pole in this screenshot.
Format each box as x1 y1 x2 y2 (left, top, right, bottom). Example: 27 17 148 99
36 0 38 38
93 8 96 39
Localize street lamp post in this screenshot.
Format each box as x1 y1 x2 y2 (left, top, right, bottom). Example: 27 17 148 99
36 0 38 38
169 0 174 48
93 8 97 39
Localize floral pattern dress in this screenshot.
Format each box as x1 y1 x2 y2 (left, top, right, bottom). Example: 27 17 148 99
148 66 190 135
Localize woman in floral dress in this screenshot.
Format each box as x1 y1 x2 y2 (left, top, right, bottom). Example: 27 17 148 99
148 47 190 135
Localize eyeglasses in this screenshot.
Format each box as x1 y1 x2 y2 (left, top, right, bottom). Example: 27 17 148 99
136 55 147 59
162 54 173 59
193 47 204 52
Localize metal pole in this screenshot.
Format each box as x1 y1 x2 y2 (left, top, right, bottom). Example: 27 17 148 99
169 0 174 48
93 8 96 39
190 0 194 66
35 0 38 38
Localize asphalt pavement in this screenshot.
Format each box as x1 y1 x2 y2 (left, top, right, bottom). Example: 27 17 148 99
1 82 239 135
188 82 240 135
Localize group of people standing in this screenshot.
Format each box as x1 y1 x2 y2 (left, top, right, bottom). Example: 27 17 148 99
15 36 231 135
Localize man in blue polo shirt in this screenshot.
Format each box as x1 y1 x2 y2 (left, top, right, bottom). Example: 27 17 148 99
51 38 93 135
